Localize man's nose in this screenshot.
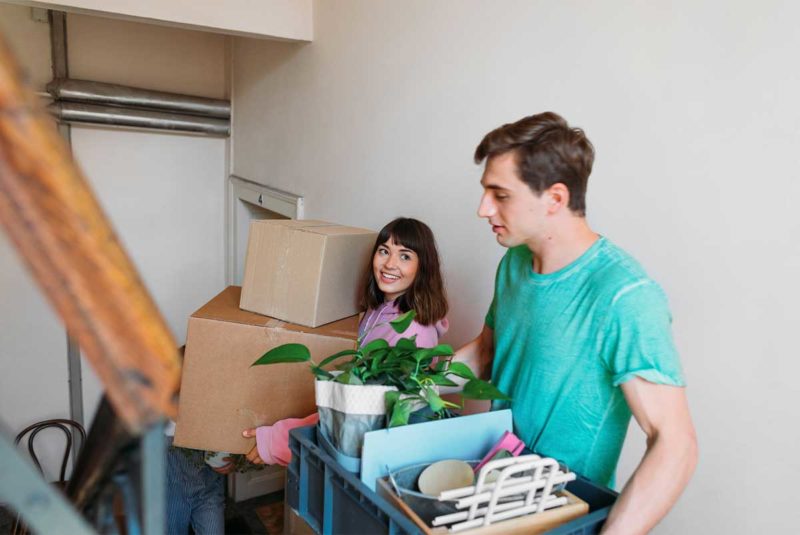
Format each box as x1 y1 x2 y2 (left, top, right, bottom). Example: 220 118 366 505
477 193 495 218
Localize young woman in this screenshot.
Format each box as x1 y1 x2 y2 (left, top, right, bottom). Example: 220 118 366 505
358 217 449 347
242 217 449 466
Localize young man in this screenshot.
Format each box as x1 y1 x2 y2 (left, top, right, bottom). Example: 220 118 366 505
456 112 697 533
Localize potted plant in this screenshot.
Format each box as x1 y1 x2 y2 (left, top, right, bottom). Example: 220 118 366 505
252 310 510 460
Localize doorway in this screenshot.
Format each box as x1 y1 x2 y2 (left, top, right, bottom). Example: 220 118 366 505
225 175 304 501
226 176 304 286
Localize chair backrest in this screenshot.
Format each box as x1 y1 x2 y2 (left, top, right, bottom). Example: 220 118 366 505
15 419 87 484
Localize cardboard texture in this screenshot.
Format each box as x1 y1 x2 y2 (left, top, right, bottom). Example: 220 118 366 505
285 505 316 535
376 478 589 535
240 219 377 327
174 286 359 453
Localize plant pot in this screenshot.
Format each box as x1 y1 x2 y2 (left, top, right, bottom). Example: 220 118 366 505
315 378 436 460
315 379 397 458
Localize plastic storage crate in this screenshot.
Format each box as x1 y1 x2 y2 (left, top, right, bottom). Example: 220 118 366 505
287 425 618 535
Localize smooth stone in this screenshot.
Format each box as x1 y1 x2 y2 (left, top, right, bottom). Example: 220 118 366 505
418 459 475 496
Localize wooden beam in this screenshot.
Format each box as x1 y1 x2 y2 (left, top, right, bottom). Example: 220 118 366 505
0 34 179 433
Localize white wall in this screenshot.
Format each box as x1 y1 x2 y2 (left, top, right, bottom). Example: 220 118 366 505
66 13 228 424
72 127 226 424
67 13 227 97
231 0 800 531
0 4 227 477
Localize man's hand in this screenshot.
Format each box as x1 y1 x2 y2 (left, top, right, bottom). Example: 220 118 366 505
601 377 698 534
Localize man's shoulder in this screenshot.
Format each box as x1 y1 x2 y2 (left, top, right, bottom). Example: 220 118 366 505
587 239 662 301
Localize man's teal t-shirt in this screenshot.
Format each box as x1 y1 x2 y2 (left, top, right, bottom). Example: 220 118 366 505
485 237 684 488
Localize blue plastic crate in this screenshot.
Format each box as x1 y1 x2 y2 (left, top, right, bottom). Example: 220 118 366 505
287 425 420 534
287 425 618 534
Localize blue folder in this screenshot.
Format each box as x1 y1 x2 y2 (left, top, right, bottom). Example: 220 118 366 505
360 409 513 491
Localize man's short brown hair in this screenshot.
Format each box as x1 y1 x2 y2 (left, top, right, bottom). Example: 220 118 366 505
474 112 595 216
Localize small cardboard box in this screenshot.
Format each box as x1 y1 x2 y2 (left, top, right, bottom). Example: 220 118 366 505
239 219 377 327
174 286 359 453
376 478 589 535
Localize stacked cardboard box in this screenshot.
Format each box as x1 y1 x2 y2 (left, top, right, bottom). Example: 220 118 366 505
240 219 377 327
174 220 377 453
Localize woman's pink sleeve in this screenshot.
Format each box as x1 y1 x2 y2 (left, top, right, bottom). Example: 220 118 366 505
255 412 319 466
403 321 442 348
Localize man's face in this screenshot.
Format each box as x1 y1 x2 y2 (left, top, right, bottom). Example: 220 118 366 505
477 151 550 248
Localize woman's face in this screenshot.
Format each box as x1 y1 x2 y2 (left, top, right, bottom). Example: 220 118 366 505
372 238 419 302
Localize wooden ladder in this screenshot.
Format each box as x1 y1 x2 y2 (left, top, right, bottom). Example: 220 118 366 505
0 31 181 534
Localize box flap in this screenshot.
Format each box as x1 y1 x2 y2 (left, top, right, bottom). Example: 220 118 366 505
251 218 374 236
261 219 331 229
303 225 376 236
194 286 276 327
194 286 360 337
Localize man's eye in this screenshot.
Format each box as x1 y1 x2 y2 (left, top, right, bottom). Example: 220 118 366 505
496 194 508 201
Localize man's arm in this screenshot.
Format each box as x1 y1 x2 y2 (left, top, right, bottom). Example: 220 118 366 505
453 324 494 380
601 377 698 534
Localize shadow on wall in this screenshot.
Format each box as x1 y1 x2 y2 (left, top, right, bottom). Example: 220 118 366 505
234 37 306 95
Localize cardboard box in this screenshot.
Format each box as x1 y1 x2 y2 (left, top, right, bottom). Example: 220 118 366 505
240 219 377 327
376 478 589 535
174 286 359 453
284 504 316 535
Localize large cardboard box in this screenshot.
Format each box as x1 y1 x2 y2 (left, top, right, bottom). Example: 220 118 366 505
239 219 377 327
174 286 359 453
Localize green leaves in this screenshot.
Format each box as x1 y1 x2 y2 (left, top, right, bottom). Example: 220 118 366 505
250 308 512 428
385 391 413 427
362 338 389 354
424 388 447 413
311 367 334 380
429 344 455 357
251 343 310 366
396 336 418 352
334 372 364 385
427 374 458 387
462 379 511 401
389 310 416 333
447 361 477 381
412 344 451 364
318 349 360 369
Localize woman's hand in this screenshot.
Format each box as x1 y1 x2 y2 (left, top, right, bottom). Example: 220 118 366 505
242 428 265 464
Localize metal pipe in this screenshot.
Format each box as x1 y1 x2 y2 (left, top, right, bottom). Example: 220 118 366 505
48 11 68 79
47 78 230 118
48 10 84 468
49 101 230 137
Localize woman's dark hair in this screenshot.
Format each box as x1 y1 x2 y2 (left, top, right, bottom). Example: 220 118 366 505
361 217 448 326
474 111 595 216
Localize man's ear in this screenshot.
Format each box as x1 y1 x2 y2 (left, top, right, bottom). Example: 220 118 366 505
547 183 570 213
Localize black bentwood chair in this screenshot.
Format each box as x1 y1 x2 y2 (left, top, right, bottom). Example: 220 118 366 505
11 418 87 535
